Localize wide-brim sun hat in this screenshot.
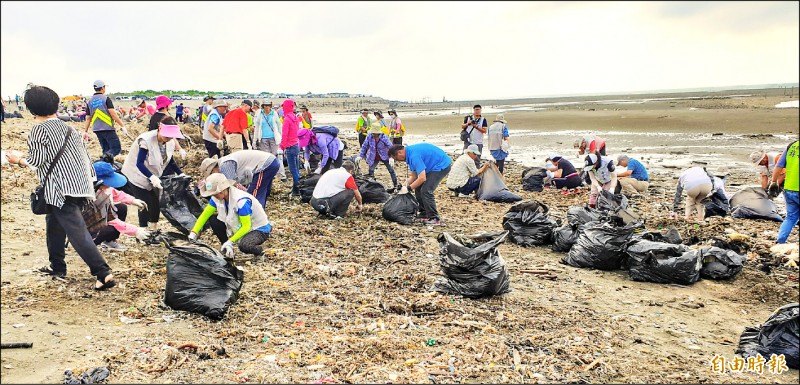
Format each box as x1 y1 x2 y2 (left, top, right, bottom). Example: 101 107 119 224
749 151 765 164
199 173 235 197
494 114 506 123
200 156 220 177
213 100 228 108
297 128 314 148
158 123 185 139
93 161 128 188
155 95 173 110
369 126 383 135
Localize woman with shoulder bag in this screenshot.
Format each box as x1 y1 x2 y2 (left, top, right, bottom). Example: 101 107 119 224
6 86 116 290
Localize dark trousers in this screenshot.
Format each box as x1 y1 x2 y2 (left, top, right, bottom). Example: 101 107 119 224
248 159 281 207
358 133 367 147
128 183 160 227
496 159 505 174
204 140 221 158
454 176 481 195
554 175 583 189
176 113 183 122
310 189 355 218
368 159 398 187
321 150 344 174
415 165 451 220
237 230 271 256
95 130 122 157
392 137 403 145
285 144 301 192
46 197 111 278
93 204 128 244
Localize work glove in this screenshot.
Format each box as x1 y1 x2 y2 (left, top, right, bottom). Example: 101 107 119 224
149 175 162 190
314 166 322 175
178 149 187 160
131 199 148 211
220 241 235 259
389 158 395 167
277 149 283 156
135 227 151 241
304 160 311 171
767 183 781 199
216 140 224 150
119 126 128 137
188 232 198 241
354 156 362 163
398 185 409 195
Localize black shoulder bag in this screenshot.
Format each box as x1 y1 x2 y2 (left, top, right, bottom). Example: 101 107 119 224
30 128 73 215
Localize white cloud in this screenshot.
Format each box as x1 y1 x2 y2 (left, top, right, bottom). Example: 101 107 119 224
2 1 797 101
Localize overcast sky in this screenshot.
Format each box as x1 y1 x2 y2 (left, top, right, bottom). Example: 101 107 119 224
2 1 798 102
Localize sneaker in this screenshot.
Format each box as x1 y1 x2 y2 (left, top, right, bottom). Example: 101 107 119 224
423 218 442 226
458 193 471 198
101 241 127 252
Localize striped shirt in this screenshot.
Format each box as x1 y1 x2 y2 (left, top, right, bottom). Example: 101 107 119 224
26 118 95 208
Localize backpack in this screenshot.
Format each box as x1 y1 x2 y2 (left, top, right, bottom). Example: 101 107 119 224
312 125 339 138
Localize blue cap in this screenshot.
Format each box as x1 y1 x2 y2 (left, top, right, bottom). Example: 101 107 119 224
93 161 127 188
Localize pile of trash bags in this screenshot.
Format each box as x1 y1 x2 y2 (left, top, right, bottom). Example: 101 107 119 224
729 187 783 222
298 174 322 203
698 246 745 280
382 193 419 225
476 163 522 203
521 167 548 192
355 178 391 204
502 201 558 247
561 220 644 270
625 239 702 284
552 205 601 252
433 231 511 298
160 174 207 234
161 232 244 320
736 303 799 369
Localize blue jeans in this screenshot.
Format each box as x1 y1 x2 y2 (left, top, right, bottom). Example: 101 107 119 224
777 189 799 243
455 176 481 195
368 159 398 187
95 130 121 157
285 144 301 191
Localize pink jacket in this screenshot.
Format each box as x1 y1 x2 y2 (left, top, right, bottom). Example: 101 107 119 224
280 99 299 150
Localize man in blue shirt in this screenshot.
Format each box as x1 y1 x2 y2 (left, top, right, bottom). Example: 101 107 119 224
616 154 649 196
389 143 452 225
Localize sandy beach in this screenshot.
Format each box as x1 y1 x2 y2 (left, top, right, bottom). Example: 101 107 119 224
0 88 798 383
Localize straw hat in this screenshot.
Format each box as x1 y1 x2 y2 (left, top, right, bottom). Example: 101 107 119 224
213 100 228 108
749 151 765 165
199 173 235 197
369 126 383 135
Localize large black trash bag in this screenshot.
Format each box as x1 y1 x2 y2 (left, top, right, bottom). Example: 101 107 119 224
626 239 702 284
298 174 321 203
566 206 601 226
729 187 783 222
704 188 730 217
561 220 643 270
522 167 548 192
382 193 419 225
355 178 391 204
160 175 207 234
698 246 744 280
476 163 522 203
162 232 244 321
433 231 511 298
736 303 799 369
637 227 683 244
552 224 579 252
502 201 557 246
596 190 629 213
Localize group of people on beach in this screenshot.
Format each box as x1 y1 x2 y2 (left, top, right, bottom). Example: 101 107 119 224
3 81 798 291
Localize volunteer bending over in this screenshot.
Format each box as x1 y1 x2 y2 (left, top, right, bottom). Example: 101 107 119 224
189 173 273 263
199 150 280 208
583 153 617 208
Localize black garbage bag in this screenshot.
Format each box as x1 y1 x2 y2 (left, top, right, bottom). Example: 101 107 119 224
736 303 799 369
355 178 391 204
298 174 321 203
596 190 629 213
698 246 744 280
522 167 548 192
626 239 702 284
382 193 419 225
63 366 110 384
477 163 522 203
561 220 643 270
566 205 601 226
160 174 207 234
162 232 243 321
637 227 683 244
433 231 511 298
502 201 557 246
729 187 783 222
704 188 730 217
552 224 580 252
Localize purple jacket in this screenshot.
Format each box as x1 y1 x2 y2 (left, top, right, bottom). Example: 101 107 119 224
306 132 340 168
359 133 393 166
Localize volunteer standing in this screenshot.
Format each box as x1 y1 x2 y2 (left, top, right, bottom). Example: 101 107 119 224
253 100 286 181
83 80 128 157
